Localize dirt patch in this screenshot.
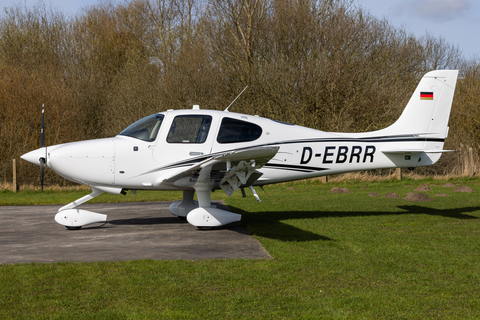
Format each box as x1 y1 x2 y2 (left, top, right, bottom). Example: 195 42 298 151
453 186 474 193
368 192 379 197
435 193 449 197
286 187 295 191
443 183 456 188
414 184 432 192
405 192 433 202
384 192 400 198
403 185 414 188
331 187 351 194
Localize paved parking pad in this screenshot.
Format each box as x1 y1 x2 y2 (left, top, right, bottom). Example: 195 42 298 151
0 201 271 264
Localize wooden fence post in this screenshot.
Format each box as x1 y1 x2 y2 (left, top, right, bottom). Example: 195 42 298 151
396 167 402 181
13 159 17 192
321 176 328 183
469 147 474 177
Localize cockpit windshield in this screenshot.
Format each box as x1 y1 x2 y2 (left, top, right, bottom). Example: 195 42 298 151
119 114 164 142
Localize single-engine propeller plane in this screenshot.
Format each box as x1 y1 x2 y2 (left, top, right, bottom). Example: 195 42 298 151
22 70 458 230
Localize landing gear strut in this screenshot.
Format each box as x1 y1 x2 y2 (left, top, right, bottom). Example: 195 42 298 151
169 190 198 219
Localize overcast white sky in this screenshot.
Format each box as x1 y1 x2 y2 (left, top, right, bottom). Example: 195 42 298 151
0 0 478 59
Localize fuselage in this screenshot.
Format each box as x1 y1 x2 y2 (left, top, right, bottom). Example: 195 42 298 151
21 108 443 191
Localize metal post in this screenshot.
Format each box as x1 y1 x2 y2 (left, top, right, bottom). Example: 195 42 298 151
469 147 474 177
13 159 17 192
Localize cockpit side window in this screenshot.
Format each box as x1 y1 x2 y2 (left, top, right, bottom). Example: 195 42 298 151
119 114 164 142
167 115 212 143
217 117 262 143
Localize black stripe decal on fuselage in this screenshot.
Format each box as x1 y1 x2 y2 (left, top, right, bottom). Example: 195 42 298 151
144 135 444 174
263 163 328 173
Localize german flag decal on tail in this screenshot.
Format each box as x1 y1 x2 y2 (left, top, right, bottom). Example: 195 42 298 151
420 91 434 100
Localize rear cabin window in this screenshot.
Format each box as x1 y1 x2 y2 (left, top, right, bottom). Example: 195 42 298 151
167 115 212 143
217 117 262 144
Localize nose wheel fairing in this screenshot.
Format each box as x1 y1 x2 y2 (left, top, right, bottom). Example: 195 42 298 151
54 186 122 229
55 209 107 229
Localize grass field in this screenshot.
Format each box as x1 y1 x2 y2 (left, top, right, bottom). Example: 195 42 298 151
1 177 480 318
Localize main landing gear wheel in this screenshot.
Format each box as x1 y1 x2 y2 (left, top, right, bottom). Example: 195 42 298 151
197 226 215 230
65 226 82 230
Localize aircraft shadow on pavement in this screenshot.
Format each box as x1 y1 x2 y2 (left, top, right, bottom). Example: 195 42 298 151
72 216 182 230
227 205 480 242
107 216 184 225
74 201 246 231
106 215 246 231
79 213 247 233
75 204 480 237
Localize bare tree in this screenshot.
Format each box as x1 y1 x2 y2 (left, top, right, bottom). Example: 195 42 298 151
1 0 476 184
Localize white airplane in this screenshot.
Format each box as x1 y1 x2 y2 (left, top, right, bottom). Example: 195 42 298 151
22 70 458 230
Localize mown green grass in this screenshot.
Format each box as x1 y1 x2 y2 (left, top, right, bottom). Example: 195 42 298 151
1 178 480 318
0 188 184 206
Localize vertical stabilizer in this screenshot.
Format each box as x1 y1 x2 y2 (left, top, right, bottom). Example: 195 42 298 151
379 70 458 167
382 70 458 140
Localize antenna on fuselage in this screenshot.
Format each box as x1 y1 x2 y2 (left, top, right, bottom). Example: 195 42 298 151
224 86 248 112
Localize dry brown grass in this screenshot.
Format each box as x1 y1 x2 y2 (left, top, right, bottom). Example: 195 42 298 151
309 169 477 185
2 170 478 193
0 182 89 192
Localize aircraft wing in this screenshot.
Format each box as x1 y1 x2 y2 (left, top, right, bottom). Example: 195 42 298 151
162 146 280 196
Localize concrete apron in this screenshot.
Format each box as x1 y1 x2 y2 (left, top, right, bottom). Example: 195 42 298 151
0 201 271 264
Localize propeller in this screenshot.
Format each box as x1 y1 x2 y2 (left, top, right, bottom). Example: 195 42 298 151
40 104 46 191
40 157 45 191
